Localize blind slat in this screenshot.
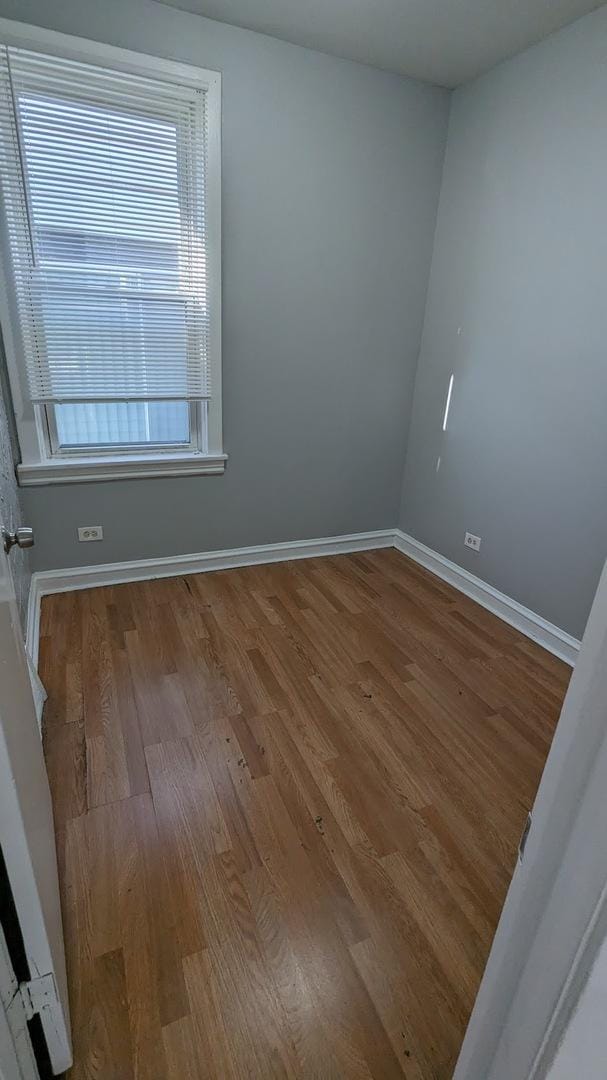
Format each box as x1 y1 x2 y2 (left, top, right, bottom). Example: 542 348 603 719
0 44 210 403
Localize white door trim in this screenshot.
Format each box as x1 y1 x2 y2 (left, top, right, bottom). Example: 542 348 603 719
0 530 72 1073
0 709 71 1073
454 555 607 1080
0 925 38 1080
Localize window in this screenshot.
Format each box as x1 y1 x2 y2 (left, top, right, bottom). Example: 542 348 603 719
0 21 223 483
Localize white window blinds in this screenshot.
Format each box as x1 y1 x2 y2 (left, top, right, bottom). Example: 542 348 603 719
0 45 211 402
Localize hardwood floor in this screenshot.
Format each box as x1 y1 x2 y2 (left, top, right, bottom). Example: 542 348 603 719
39 548 570 1079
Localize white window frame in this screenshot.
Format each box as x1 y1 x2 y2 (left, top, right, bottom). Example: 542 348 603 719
45 401 205 456
0 17 225 485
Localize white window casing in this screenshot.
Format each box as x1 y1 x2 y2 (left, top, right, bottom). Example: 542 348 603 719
0 18 224 483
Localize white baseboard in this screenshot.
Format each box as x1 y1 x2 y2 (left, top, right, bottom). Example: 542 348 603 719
25 526 580 674
394 530 580 666
26 528 394 658
25 580 45 729
26 574 42 670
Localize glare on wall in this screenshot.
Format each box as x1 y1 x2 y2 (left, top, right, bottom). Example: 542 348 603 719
442 373 454 432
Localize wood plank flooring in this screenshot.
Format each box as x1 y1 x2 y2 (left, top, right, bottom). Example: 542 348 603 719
39 548 571 1079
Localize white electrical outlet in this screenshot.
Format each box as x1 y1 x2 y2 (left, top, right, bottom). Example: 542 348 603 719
464 531 481 552
78 525 103 542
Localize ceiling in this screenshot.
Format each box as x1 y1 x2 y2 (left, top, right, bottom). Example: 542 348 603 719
155 0 603 87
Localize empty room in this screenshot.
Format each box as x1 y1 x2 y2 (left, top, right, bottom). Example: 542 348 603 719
0 0 606 1077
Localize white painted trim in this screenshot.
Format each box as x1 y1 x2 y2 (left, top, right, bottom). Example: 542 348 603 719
0 15 224 477
24 530 392 664
0 923 39 1080
0 576 72 1071
454 555 607 1080
25 580 41 671
28 529 395 600
394 530 580 666
24 583 45 731
25 528 580 674
17 452 228 486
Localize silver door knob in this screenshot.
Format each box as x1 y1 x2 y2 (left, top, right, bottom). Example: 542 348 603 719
2 526 35 553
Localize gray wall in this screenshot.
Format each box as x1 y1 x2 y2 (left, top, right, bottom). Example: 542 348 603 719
399 5 607 640
0 0 449 571
0 343 30 627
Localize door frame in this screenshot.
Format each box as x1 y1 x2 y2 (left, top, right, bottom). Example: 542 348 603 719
0 920 38 1080
0 672 71 1073
454 557 607 1079
0 531 71 1073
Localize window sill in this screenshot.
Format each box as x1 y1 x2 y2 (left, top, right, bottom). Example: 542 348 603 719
17 451 227 486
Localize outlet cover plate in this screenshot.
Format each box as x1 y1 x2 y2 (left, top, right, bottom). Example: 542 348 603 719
78 526 103 542
464 531 481 552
